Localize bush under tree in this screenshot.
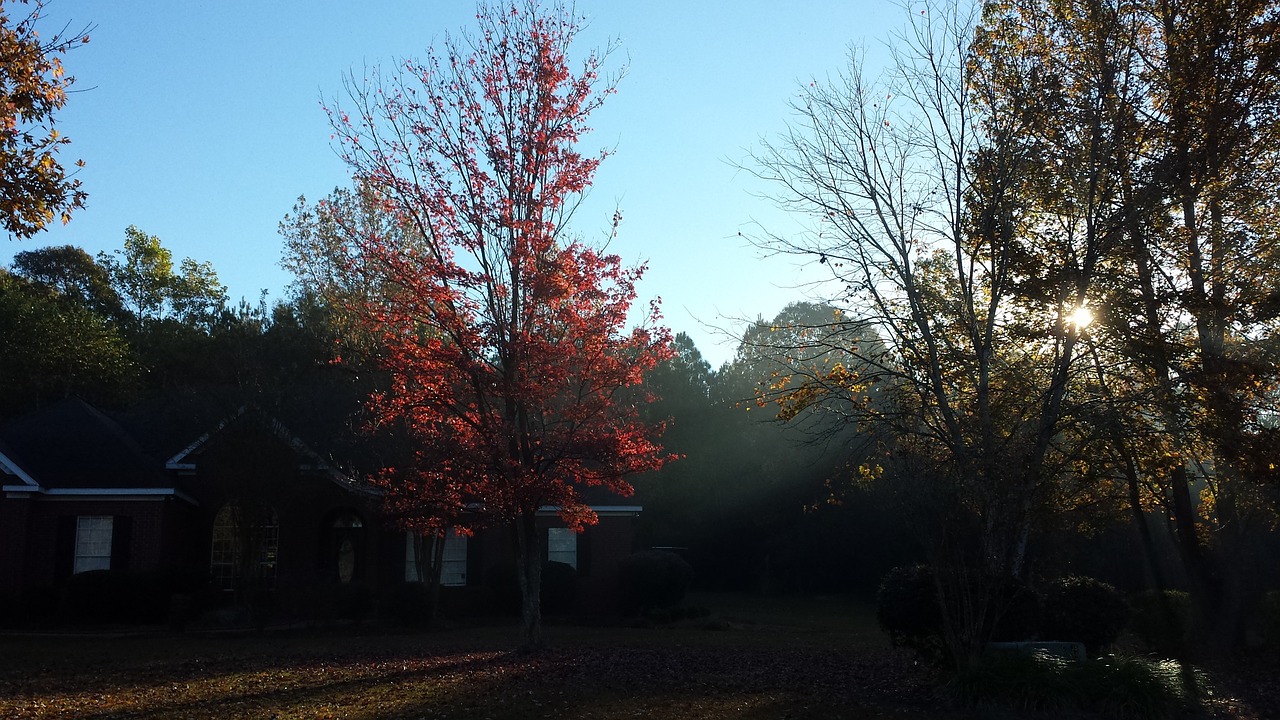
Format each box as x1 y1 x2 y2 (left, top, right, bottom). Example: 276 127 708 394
1039 576 1130 656
618 550 694 614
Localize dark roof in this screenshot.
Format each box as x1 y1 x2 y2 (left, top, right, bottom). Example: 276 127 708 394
111 384 372 476
0 397 169 489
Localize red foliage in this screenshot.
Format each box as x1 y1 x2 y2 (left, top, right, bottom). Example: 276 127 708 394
324 1 672 536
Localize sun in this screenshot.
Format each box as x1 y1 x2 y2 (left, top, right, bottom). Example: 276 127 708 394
1067 305 1094 330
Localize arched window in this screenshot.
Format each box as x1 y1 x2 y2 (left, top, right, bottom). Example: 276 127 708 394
327 511 364 585
210 502 279 591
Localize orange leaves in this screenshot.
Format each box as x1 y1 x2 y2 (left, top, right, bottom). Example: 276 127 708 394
324 1 665 535
0 0 89 238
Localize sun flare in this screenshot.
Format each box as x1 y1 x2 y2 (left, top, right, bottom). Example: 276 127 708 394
1067 305 1094 329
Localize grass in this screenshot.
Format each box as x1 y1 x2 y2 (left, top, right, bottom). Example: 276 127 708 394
0 593 1270 719
0 593 953 720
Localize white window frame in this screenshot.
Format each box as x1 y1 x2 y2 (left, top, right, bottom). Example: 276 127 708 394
547 527 577 569
74 516 113 574
210 503 279 591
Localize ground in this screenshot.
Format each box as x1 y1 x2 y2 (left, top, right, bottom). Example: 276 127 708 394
0 594 1274 719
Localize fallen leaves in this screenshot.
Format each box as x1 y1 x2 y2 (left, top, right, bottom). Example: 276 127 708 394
2 625 1270 719
0 629 953 720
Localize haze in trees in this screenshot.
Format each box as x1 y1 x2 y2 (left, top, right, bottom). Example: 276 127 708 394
745 0 1108 666
745 0 1280 664
319 0 672 648
634 320 908 596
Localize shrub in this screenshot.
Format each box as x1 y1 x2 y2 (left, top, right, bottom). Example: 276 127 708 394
876 564 944 658
1040 576 1130 656
642 604 711 624
878 565 1045 661
540 561 578 615
988 576 1041 643
62 568 202 625
618 550 694 614
333 582 373 621
952 652 1205 719
382 582 434 626
484 560 579 616
1129 589 1191 656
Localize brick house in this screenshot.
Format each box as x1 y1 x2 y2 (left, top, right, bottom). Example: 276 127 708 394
0 398 642 623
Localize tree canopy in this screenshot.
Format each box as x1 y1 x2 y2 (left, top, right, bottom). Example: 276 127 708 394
315 0 671 647
746 0 1280 664
0 0 90 239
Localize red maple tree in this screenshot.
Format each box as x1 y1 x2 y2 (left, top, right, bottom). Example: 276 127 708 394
325 1 673 646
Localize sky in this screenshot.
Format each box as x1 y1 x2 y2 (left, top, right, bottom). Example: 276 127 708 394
3 1 904 367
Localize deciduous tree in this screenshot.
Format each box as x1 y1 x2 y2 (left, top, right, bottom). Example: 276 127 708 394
0 268 134 415
10 244 124 320
98 225 228 331
323 0 671 648
746 0 1145 665
0 0 90 239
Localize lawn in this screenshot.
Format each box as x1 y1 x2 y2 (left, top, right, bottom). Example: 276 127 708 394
0 594 1271 719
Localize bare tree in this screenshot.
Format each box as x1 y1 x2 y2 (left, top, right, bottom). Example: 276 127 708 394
745 0 1145 665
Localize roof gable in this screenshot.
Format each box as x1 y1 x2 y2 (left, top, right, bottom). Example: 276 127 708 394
167 406 375 496
0 398 168 490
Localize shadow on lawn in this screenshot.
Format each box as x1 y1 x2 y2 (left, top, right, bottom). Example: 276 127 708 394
10 649 521 720
0 625 955 720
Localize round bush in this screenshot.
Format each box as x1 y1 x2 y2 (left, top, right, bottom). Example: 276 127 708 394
988 576 1042 643
618 550 694 613
1039 576 1129 655
62 568 200 625
333 582 373 621
876 564 943 656
382 582 434 626
540 561 578 614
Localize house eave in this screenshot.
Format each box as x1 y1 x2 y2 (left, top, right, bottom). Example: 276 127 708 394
536 504 643 517
0 449 40 488
3 486 198 504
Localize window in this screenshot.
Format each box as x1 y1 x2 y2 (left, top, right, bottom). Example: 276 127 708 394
74 516 113 574
211 503 279 591
547 527 577 569
330 512 364 585
404 529 468 586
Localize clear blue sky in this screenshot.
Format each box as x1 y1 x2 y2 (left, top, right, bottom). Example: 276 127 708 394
4 1 902 367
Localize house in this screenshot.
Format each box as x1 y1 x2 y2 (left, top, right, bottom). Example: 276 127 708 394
0 397 643 624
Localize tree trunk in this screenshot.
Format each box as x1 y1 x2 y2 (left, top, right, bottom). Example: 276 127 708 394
514 509 542 651
427 529 447 626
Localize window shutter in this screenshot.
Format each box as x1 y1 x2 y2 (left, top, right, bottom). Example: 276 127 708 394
577 527 592 578
111 515 132 571
465 532 482 587
55 515 76 579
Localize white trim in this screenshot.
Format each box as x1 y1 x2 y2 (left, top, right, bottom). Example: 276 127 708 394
3 486 198 504
45 487 181 496
536 504 642 516
165 407 245 469
164 407 377 496
589 505 643 515
0 449 40 489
